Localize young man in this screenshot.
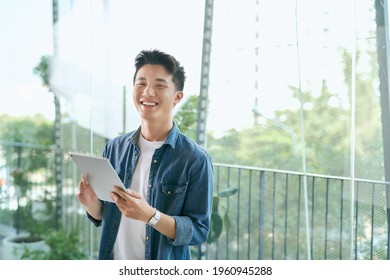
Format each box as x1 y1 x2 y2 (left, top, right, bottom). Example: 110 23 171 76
77 49 214 260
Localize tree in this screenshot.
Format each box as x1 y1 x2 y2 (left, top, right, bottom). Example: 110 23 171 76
33 55 63 229
0 114 56 237
174 94 198 141
0 114 54 174
33 56 50 86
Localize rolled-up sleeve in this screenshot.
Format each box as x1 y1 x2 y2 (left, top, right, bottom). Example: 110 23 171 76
168 154 214 246
86 210 103 227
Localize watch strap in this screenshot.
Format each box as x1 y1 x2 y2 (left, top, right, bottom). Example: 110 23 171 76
148 209 160 226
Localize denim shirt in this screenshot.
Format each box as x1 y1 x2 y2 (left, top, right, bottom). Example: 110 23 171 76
87 123 214 260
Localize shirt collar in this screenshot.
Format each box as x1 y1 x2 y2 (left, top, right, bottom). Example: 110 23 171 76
128 122 179 149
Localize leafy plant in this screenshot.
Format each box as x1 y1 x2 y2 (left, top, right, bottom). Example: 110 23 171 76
207 196 223 243
21 228 88 260
11 168 32 197
174 94 198 141
207 187 238 244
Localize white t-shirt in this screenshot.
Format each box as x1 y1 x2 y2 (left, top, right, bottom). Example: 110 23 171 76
113 135 164 260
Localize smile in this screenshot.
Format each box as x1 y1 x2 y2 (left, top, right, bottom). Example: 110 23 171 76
141 101 158 107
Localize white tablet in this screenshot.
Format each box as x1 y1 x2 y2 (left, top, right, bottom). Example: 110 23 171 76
69 152 126 203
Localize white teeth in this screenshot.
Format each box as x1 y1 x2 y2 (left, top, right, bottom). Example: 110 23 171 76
142 101 157 106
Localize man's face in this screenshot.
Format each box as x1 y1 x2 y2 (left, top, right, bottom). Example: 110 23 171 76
133 64 183 123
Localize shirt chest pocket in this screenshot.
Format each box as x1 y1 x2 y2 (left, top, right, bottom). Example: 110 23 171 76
159 183 188 214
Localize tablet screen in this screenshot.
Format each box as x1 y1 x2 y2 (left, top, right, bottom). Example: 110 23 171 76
69 152 126 202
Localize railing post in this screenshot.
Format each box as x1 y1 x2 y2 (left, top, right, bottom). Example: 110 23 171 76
196 0 214 149
259 171 265 259
375 0 390 260
197 0 214 260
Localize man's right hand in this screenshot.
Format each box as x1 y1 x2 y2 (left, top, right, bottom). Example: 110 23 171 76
77 175 102 220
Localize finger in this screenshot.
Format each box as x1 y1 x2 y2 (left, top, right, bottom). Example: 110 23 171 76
126 189 141 198
111 187 128 201
76 187 84 198
82 175 89 186
79 179 85 192
113 185 126 192
112 186 128 197
110 192 119 203
111 190 128 204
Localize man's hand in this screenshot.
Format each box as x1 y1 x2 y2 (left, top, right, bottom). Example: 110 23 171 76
77 175 102 220
110 186 177 239
110 186 155 223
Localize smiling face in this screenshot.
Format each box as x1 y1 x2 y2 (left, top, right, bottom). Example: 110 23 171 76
133 64 183 125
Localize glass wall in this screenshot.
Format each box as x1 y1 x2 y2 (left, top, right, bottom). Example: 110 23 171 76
1 0 389 260
206 0 388 260
208 0 383 179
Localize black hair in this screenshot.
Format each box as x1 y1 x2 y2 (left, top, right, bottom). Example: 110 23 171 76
133 49 186 91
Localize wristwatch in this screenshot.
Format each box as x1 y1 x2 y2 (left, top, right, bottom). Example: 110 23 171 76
148 209 161 226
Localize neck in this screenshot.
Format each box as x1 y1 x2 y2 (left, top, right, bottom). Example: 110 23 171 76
140 119 173 141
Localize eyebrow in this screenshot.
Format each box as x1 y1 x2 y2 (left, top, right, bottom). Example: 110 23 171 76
136 77 169 83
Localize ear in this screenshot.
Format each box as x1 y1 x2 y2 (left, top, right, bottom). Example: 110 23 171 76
174 91 184 107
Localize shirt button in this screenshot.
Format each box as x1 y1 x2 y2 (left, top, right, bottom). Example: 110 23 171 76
153 160 157 163
167 191 171 195
148 184 152 188
146 236 149 241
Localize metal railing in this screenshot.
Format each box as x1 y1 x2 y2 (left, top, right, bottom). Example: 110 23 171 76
198 163 389 260
1 143 389 260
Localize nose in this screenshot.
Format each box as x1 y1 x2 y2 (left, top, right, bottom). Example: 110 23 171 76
143 85 155 96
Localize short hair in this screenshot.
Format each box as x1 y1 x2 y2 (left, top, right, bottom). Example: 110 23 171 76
133 49 186 91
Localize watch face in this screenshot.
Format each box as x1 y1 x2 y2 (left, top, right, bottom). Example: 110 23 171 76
149 210 160 226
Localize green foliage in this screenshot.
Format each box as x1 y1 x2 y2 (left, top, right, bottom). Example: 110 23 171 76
174 94 198 141
0 114 54 147
207 196 223 244
358 233 388 260
218 188 238 197
21 228 88 260
207 188 238 244
207 48 383 180
0 114 56 236
11 169 31 190
0 207 13 226
201 36 386 259
61 116 107 155
13 198 56 238
208 212 223 244
0 114 54 166
0 114 55 215
33 56 51 87
207 129 241 164
0 114 55 175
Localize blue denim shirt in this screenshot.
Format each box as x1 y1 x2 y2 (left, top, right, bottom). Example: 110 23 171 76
87 123 214 260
